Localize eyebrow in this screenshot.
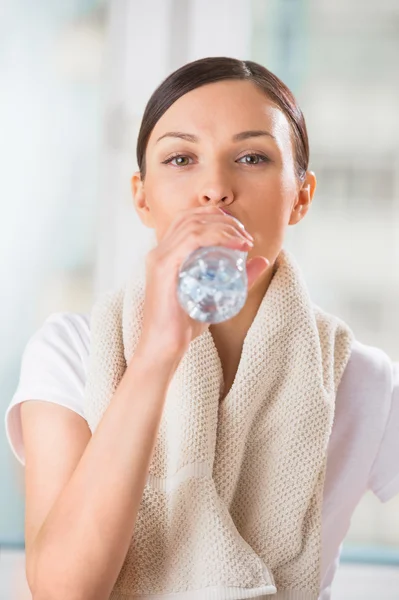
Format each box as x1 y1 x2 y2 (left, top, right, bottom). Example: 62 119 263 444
155 129 276 144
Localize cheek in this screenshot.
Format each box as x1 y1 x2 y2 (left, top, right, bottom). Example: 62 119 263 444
144 179 189 240
246 177 295 252
252 203 287 243
250 173 295 224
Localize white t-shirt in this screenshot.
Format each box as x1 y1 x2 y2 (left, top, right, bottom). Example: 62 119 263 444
4 311 399 599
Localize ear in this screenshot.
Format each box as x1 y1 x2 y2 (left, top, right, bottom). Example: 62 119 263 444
289 170 317 226
131 171 155 228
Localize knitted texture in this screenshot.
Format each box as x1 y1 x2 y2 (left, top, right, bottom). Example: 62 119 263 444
83 248 354 599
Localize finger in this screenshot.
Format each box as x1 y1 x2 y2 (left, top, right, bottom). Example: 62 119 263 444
246 256 270 291
196 215 253 241
158 221 253 268
168 219 252 254
166 206 225 238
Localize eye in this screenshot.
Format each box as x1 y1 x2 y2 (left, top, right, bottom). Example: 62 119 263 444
162 153 193 167
161 152 271 168
237 153 270 165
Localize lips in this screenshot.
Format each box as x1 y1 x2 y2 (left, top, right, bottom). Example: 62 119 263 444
224 214 250 243
220 208 233 217
220 208 243 227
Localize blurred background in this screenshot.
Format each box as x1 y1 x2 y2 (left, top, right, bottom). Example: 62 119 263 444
1 0 398 598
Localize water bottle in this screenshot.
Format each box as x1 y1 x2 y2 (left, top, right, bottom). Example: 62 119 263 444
177 245 248 324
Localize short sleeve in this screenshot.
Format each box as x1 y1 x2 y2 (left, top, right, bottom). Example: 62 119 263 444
4 312 90 466
368 360 399 503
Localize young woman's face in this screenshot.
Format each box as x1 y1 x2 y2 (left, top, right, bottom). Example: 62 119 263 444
132 79 315 263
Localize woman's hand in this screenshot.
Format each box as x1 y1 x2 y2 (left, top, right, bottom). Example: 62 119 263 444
138 205 270 359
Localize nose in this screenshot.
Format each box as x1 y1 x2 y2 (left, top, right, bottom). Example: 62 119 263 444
198 172 234 208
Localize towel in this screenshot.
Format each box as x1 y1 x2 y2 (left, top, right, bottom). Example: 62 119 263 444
83 247 354 600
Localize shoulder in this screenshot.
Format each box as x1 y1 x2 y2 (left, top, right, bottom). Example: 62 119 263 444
313 300 393 400
337 338 394 432
17 310 91 397
30 311 91 357
342 339 393 392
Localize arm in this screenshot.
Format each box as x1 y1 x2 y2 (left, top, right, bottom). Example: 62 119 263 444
23 343 182 600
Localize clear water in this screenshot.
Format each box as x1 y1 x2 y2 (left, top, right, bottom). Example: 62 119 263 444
177 246 248 324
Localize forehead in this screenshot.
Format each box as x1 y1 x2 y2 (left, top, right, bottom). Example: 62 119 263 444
147 79 292 150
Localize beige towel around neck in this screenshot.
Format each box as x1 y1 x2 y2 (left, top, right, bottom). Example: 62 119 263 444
83 248 354 600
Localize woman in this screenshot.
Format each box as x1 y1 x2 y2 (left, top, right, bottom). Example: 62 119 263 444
5 57 399 600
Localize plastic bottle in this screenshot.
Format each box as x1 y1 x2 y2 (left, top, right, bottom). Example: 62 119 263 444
177 245 248 324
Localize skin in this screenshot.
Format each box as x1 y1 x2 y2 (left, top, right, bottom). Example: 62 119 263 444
131 79 316 396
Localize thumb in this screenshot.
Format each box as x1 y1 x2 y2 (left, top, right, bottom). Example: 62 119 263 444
246 256 270 291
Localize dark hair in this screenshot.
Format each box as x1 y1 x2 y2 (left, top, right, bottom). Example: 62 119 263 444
136 56 309 182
